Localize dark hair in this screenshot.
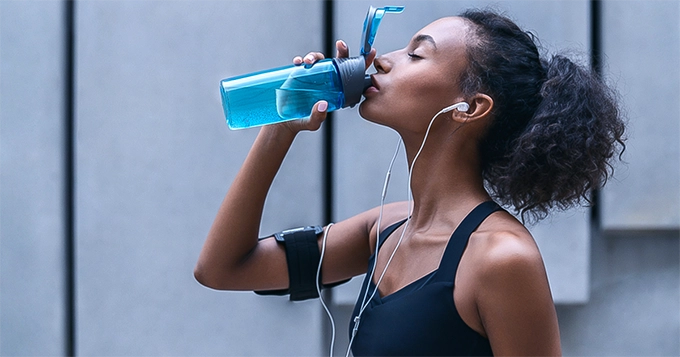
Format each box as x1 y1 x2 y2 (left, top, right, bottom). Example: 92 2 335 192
458 9 626 222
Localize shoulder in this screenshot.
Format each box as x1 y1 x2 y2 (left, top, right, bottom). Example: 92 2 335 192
466 213 561 355
464 211 551 312
455 209 552 310
330 200 410 254
363 201 411 234
338 201 409 234
472 212 544 281
484 236 544 278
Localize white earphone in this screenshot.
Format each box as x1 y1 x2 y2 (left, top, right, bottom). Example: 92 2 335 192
441 101 470 113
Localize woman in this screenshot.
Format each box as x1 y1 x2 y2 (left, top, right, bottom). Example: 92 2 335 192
195 9 625 356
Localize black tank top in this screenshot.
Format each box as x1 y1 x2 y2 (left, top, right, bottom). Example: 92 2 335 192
350 201 501 356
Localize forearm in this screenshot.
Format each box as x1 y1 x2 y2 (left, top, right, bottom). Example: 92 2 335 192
195 124 297 287
194 47 342 289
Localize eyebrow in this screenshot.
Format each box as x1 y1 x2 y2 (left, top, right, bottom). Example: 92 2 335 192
413 34 437 49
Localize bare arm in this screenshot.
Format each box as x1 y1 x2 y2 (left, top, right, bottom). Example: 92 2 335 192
195 42 377 291
194 116 320 290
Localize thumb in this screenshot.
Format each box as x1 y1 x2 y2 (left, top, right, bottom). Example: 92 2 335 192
307 100 328 130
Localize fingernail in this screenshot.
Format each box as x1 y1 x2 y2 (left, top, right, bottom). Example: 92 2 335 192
318 101 328 112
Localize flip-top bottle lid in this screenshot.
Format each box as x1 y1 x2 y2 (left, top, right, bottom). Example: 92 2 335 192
336 5 404 108
360 6 404 55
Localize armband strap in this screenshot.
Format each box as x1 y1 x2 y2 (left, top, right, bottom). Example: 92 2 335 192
254 226 350 301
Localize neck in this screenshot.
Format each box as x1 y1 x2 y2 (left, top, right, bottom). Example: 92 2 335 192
400 122 491 232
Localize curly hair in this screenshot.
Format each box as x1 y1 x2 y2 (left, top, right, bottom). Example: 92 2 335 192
458 9 626 222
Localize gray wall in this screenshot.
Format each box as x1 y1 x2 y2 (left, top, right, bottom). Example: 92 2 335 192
1 0 678 356
600 0 680 230
557 1 680 355
1 1 67 355
74 1 325 356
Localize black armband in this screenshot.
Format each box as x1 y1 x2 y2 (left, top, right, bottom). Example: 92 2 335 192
255 225 350 301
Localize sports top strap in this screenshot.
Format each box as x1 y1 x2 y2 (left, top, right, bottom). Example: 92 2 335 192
434 201 501 282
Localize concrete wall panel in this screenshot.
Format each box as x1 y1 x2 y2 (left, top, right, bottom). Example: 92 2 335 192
600 0 680 230
557 231 680 356
0 1 67 355
75 1 324 355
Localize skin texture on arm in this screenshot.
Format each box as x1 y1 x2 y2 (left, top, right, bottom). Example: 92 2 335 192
193 120 389 291
194 123 304 290
474 228 562 356
194 42 377 291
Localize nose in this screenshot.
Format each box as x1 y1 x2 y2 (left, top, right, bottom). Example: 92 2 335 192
373 55 390 74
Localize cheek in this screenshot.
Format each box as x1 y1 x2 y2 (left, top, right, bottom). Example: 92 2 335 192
392 81 453 117
358 91 432 128
359 73 457 125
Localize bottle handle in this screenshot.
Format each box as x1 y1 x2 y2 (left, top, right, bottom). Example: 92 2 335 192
360 6 405 56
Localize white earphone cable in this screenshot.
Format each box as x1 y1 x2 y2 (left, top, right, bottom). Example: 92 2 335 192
346 103 467 355
317 223 335 357
344 137 402 357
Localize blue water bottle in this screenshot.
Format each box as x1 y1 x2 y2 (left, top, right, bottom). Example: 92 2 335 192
220 6 404 130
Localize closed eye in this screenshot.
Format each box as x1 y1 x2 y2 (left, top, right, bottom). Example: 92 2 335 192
408 52 423 60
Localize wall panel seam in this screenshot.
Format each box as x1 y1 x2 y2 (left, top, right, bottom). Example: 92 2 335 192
63 0 76 355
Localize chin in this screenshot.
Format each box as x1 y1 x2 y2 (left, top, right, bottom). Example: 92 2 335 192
358 100 392 127
358 99 382 121
358 101 370 119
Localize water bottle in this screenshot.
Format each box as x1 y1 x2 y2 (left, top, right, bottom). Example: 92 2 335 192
220 6 404 130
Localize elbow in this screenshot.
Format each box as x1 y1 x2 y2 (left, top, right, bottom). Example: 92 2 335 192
193 261 242 290
193 264 209 287
193 263 222 290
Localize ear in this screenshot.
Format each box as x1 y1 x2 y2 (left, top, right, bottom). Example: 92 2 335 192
451 94 493 124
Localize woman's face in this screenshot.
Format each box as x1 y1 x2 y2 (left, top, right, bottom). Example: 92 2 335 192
359 17 471 132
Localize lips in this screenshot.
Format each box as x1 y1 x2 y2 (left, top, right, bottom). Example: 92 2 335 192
364 75 380 95
370 75 381 90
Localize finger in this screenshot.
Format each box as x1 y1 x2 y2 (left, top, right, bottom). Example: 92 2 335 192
303 52 326 65
336 40 349 58
364 48 377 69
293 56 303 65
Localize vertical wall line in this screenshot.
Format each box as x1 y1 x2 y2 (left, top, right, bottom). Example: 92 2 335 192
321 0 336 351
588 0 603 304
590 0 602 230
64 0 76 355
322 0 334 227
590 0 603 76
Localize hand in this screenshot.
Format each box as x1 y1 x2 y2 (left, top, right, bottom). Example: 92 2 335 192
292 40 376 69
278 41 377 134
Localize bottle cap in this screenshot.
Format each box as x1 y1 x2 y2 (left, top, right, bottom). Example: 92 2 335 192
336 5 404 109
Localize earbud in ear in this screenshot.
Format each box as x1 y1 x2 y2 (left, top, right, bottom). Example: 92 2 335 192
441 102 470 113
